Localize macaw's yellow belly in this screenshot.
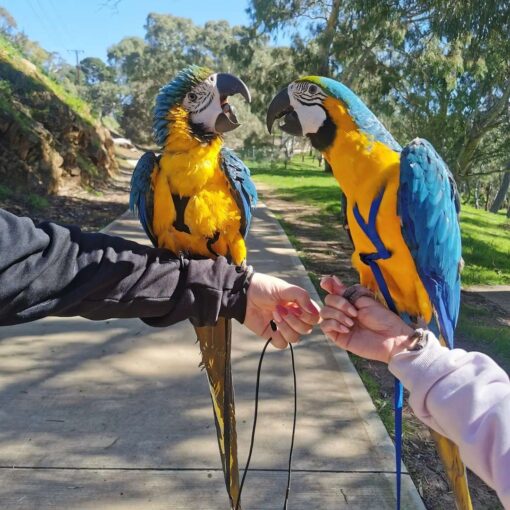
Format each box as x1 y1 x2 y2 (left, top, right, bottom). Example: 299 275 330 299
151 141 246 265
326 135 432 323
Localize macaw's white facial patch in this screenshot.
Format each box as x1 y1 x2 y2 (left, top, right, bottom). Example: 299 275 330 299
183 73 223 133
288 81 327 135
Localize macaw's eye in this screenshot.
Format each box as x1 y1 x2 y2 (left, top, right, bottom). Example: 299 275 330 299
187 92 197 101
308 84 318 94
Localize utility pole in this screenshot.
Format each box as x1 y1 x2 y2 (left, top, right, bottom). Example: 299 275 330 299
68 49 84 85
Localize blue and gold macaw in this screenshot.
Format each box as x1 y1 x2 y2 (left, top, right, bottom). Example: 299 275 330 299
130 65 257 509
267 78 471 509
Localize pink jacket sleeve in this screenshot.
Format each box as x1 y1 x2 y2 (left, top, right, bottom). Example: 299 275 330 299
389 333 510 508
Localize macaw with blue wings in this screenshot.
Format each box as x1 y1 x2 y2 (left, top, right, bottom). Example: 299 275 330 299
130 65 257 509
267 77 471 509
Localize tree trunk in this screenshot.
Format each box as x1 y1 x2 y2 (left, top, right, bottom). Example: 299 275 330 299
489 168 510 213
484 183 492 211
316 0 342 75
455 81 510 178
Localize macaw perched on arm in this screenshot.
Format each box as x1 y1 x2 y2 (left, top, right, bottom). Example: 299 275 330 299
267 78 471 510
130 65 257 509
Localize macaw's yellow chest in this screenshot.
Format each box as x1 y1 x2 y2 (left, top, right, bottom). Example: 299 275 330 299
151 138 246 264
324 123 432 322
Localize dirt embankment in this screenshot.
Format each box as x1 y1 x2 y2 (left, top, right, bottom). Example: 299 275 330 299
0 52 117 195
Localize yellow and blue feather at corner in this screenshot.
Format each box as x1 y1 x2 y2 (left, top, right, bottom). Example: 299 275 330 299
130 65 257 509
267 77 469 509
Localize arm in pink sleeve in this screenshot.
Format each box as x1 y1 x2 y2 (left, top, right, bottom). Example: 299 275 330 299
389 333 510 508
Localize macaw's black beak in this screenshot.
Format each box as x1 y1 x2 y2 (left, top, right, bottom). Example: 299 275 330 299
215 73 251 133
266 87 303 136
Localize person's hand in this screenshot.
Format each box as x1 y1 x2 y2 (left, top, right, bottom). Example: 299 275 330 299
245 272 321 349
320 276 414 363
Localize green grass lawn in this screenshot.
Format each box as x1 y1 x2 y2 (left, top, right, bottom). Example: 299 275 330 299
460 205 509 285
458 302 510 369
247 155 510 286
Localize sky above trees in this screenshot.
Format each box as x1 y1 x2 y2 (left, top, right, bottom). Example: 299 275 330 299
0 0 251 64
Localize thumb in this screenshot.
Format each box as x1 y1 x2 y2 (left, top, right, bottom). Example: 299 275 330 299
280 284 319 315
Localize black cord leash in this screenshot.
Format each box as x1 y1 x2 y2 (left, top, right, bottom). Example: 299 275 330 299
234 324 298 510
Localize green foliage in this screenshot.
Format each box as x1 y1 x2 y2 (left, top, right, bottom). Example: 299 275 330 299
458 302 510 368
0 7 16 36
249 0 510 189
76 154 99 179
349 354 395 433
80 81 125 119
249 157 510 286
0 74 32 133
26 194 49 210
37 73 95 125
2 2 508 207
460 205 510 285
247 155 343 216
0 34 95 125
105 13 294 145
0 184 11 200
0 78 12 98
80 57 115 85
0 19 77 96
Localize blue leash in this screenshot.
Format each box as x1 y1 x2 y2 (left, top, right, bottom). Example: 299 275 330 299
352 190 403 510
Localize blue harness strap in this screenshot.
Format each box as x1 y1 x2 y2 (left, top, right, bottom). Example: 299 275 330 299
352 189 404 510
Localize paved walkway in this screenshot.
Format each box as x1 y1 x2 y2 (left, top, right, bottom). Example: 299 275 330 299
0 206 425 509
464 285 510 316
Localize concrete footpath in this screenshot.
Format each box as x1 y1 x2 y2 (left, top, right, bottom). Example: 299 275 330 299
0 205 425 509
464 285 510 316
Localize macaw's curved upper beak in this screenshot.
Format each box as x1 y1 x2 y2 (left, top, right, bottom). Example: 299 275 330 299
214 73 251 133
266 87 303 136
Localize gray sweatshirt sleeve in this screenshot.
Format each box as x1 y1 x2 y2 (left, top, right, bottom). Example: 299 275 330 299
389 333 510 508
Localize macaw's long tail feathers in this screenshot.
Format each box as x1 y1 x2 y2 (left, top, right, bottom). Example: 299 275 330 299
194 318 241 510
431 333 473 510
429 428 473 510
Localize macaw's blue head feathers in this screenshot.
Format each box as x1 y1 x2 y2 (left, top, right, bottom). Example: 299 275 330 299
153 65 251 147
153 65 212 146
266 76 401 152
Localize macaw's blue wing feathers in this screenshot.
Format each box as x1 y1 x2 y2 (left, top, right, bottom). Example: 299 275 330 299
220 148 258 237
398 138 462 348
129 151 159 247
